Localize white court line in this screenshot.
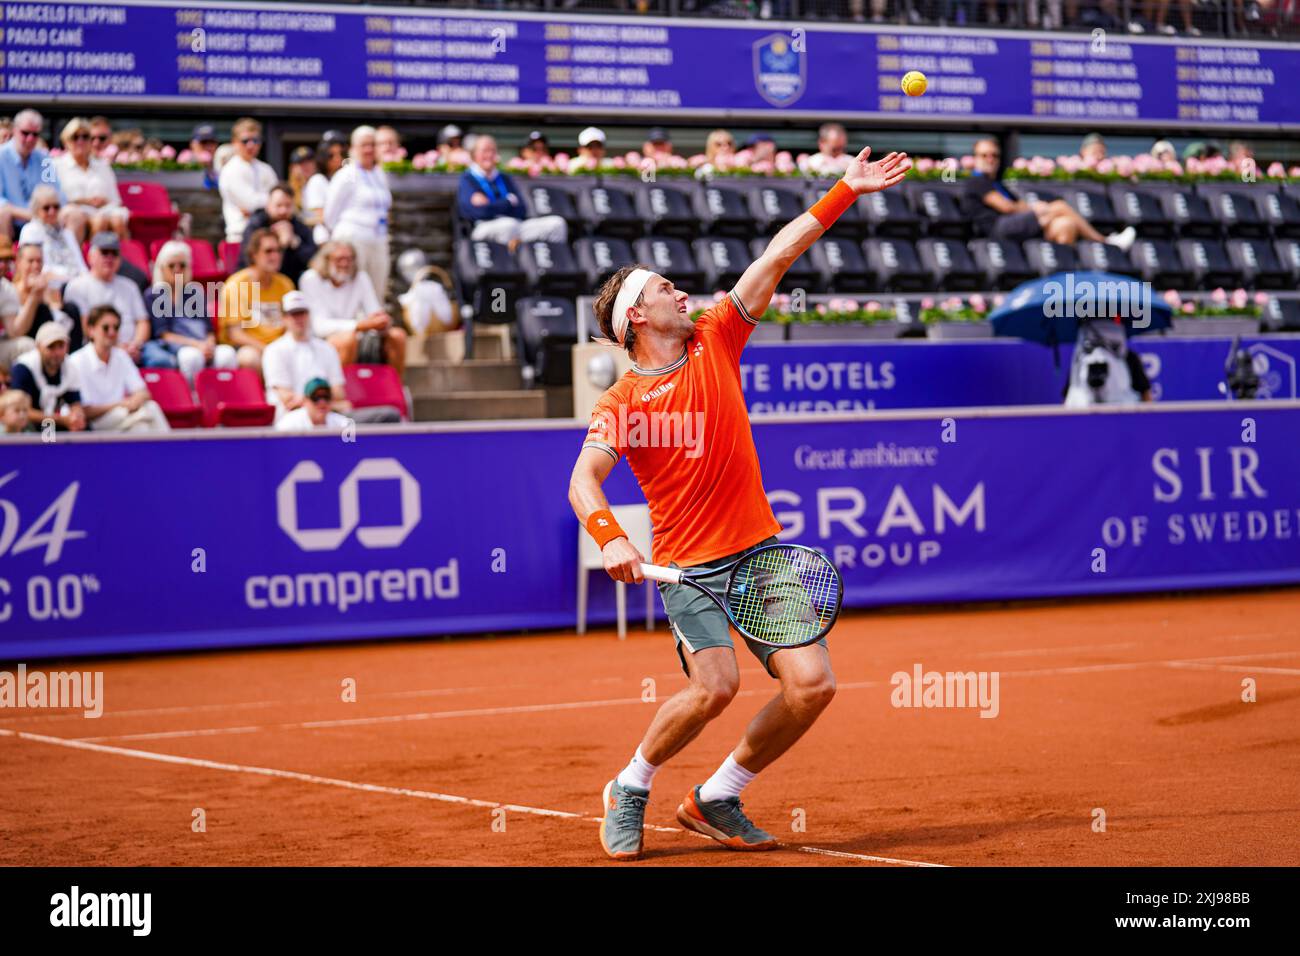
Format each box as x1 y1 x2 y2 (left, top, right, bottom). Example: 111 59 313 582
1162 662 1300 676
0 727 943 868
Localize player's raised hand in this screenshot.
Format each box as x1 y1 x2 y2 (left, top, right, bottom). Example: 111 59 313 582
842 146 912 195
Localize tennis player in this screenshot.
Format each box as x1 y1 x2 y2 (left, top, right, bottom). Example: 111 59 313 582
569 144 911 860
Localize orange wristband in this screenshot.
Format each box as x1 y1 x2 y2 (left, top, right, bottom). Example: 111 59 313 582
809 179 858 229
586 509 626 549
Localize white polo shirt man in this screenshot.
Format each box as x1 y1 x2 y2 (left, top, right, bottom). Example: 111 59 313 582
261 290 346 419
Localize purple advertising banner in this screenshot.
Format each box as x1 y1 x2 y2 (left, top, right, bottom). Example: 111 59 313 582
2 403 1298 660
0 0 1294 129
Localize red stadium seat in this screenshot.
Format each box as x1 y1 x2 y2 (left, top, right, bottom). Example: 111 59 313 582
344 364 408 420
84 238 149 275
218 240 242 276
141 368 203 429
150 238 226 283
118 181 180 248
195 368 275 428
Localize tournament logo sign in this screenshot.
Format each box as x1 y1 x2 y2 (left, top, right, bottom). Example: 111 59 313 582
752 33 805 108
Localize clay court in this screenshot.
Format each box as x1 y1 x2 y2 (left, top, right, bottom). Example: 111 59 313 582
2 587 1297 867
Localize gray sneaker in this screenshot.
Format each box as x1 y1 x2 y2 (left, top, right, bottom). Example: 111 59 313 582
600 778 649 860
677 785 779 851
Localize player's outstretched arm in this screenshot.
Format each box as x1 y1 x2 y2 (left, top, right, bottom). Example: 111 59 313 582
569 446 645 584
733 146 911 319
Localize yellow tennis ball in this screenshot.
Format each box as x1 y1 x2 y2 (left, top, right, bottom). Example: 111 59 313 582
901 71 928 97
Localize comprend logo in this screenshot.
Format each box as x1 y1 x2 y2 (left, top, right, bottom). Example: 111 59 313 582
277 458 421 551
753 33 805 107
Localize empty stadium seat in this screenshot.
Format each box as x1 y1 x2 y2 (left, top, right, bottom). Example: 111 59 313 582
1175 238 1237 289
693 184 754 238
748 185 803 235
804 184 867 238
515 296 577 386
195 368 275 428
906 183 967 239
1060 186 1121 235
968 238 1036 290
632 237 705 292
748 238 819 293
1256 189 1300 239
693 237 751 291
141 368 202 429
1200 186 1269 238
1110 184 1175 238
1274 238 1300 285
862 238 928 291
1130 238 1191 288
454 239 526 319
1225 239 1290 290
1261 296 1300 332
149 238 225 283
576 184 641 240
344 364 409 420
809 237 872 292
517 240 585 297
1161 190 1220 238
1075 240 1139 277
118 181 179 248
1022 239 1078 276
916 238 981 291
573 236 635 288
522 183 584 235
218 240 242 275
633 183 696 239
1006 182 1060 205
857 187 920 238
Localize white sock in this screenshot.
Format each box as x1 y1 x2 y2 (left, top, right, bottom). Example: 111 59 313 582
615 747 658 792
698 753 757 803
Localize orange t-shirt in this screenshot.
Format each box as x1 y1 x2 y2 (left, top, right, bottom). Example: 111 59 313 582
583 291 781 568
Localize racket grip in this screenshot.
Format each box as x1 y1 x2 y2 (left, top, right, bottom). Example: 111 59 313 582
639 563 683 585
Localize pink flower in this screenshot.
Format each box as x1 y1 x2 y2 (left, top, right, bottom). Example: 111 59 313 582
960 154 975 170
774 155 796 174
1133 153 1157 173
1289 166 1300 179
1230 288 1249 309
1012 157 1030 170
1254 292 1271 305
1163 289 1182 308
992 294 1006 308
1060 155 1084 174
1182 302 1196 314
160 145 176 160
942 296 963 310
1164 161 1184 176
921 297 935 309
1205 156 1229 175
969 293 987 313
915 156 935 174
624 151 643 165
527 162 544 177
1267 162 1286 179
713 289 727 301
1186 157 1202 174
775 293 791 311
553 152 570 166
1096 158 1115 175
815 303 828 315
1114 155 1134 177
506 156 528 170
865 300 882 312
610 156 626 169
1211 287 1228 304
751 160 775 175
688 153 708 168
843 299 860 311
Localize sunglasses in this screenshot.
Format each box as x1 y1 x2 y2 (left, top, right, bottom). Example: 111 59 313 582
310 392 331 403
70 132 91 142
96 248 120 257
241 137 262 146
18 129 41 139
98 323 121 333
91 134 109 143
39 203 60 212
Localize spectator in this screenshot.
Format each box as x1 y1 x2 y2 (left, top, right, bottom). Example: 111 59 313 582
66 305 170 432
1151 139 1178 164
397 249 457 335
17 186 87 285
0 388 34 434
303 139 346 244
88 117 114 159
143 240 236 381
522 130 551 162
962 137 1136 250
1228 140 1255 171
238 182 317 284
54 117 129 241
0 246 41 371
288 145 316 210
804 122 852 176
1080 132 1107 165
189 123 221 190
218 117 277 244
275 377 355 432
6 242 80 352
9 322 86 431
642 127 674 162
746 133 777 165
220 227 294 369
376 125 405 163
323 125 394 300
457 134 567 249
1133 0 1198 34
63 232 149 362
0 118 11 147
0 109 81 240
300 240 407 375
706 129 736 167
437 124 464 162
262 291 397 423
576 127 607 169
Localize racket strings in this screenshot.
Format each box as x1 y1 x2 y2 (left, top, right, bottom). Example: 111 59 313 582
727 547 840 646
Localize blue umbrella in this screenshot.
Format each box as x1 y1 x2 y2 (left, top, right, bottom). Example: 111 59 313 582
989 271 1172 346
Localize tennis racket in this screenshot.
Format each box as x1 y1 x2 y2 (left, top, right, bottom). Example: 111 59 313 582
639 544 843 649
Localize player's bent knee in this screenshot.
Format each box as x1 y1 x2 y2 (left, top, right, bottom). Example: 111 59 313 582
785 675 836 716
691 680 738 718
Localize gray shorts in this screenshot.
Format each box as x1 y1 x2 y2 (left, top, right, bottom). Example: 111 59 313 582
657 535 829 679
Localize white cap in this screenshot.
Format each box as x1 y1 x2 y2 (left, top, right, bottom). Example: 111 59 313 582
282 290 310 313
579 126 606 147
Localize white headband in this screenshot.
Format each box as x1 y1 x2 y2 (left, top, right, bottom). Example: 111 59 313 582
595 268 658 347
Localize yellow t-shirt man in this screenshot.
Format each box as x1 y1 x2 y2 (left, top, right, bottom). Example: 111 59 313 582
220 268 294 347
